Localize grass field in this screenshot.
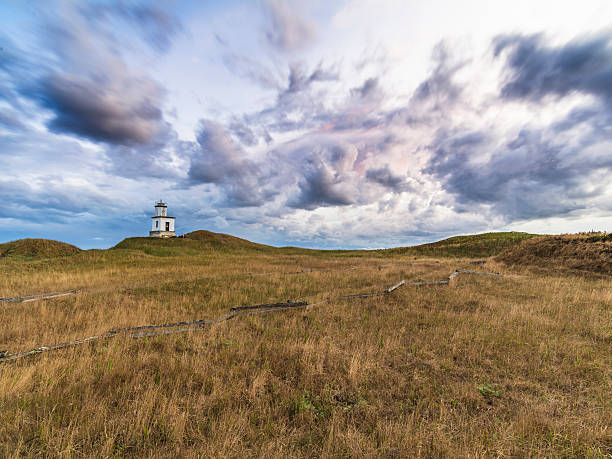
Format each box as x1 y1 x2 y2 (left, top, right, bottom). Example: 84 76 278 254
0 232 610 457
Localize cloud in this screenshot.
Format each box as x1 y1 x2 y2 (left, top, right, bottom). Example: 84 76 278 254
426 124 612 220
0 36 47 127
290 161 356 209
39 72 166 145
104 130 188 179
234 62 338 136
413 49 463 104
287 142 361 209
262 0 317 53
404 42 467 126
85 3 183 53
414 31 612 224
351 77 381 100
228 118 260 146
285 63 337 93
0 109 26 131
188 120 278 206
365 165 413 192
494 31 612 106
3 4 178 146
221 52 283 90
0 178 112 223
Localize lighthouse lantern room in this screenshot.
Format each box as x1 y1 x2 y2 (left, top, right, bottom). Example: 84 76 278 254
149 201 176 237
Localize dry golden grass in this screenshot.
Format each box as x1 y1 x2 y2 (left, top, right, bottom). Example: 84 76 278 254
0 246 610 457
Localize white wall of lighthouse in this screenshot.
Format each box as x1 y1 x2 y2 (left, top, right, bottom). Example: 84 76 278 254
151 217 174 232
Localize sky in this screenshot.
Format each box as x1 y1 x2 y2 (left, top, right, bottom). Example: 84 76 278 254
1 0 611 249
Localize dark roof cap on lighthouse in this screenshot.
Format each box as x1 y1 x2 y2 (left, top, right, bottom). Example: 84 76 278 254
155 200 167 207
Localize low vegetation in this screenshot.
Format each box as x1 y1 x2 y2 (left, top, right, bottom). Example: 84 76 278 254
496 232 612 275
385 231 539 258
0 231 609 456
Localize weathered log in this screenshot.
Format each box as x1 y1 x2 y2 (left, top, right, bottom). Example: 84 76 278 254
409 280 450 286
230 301 308 312
385 280 406 293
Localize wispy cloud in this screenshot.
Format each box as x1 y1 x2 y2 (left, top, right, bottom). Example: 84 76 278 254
262 0 317 53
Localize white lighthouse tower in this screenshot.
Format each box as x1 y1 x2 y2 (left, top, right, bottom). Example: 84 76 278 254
149 201 175 237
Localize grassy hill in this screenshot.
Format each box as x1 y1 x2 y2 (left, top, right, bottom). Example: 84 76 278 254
112 230 273 257
111 230 539 259
0 238 81 259
496 232 611 275
183 230 273 250
383 231 539 258
0 230 539 261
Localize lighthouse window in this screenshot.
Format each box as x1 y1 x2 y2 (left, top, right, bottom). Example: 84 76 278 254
155 221 159 228
166 222 170 231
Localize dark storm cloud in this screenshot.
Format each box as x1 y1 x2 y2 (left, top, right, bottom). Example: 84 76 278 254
421 31 612 222
286 64 337 93
365 165 412 192
290 161 355 210
262 0 317 53
39 9 173 145
38 73 165 145
189 120 244 183
188 120 279 207
351 77 380 99
285 141 364 210
412 44 464 105
426 126 612 219
494 31 612 105
3 4 179 147
395 42 467 126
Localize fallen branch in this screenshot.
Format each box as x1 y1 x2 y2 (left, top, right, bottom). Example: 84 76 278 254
455 269 502 276
0 289 84 303
229 301 308 312
408 280 450 286
385 280 406 293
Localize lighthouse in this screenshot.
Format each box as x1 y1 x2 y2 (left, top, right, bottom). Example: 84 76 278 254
149 201 176 237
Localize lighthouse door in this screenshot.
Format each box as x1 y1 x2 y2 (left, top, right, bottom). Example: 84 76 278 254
165 222 170 231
